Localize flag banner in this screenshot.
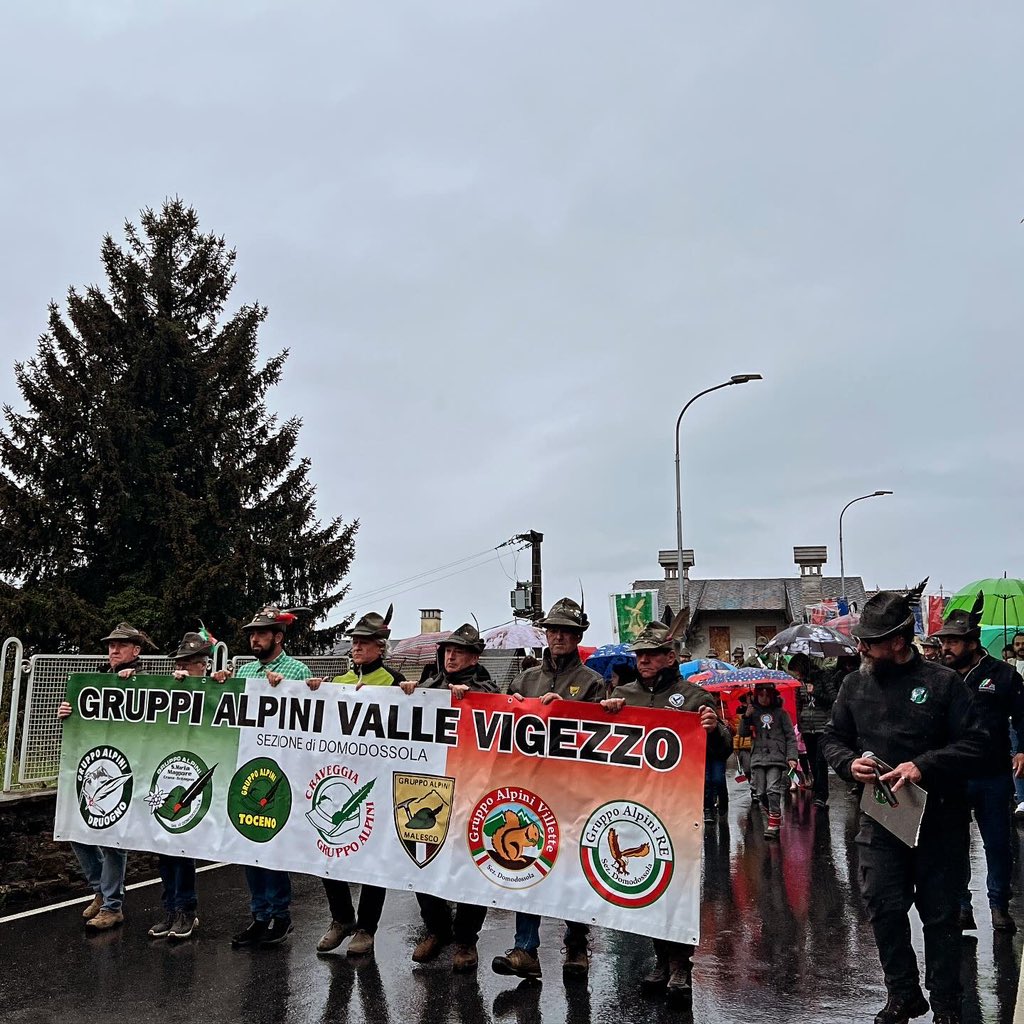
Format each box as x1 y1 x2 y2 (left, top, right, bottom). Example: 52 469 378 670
610 591 658 644
55 675 707 944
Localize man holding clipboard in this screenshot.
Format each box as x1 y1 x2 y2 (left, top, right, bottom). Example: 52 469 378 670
823 584 988 1024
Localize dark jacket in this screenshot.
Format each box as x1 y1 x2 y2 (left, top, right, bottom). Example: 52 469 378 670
508 649 604 702
420 660 498 693
822 653 988 797
960 653 1024 778
614 666 733 761
795 668 839 734
740 699 798 767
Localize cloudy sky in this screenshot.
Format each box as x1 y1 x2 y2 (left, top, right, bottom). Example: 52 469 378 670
2 2 1021 641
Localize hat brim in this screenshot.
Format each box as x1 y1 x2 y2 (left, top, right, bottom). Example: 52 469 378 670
850 614 915 642
629 642 674 653
538 619 587 633
100 633 144 645
930 624 979 640
172 643 214 661
439 639 484 653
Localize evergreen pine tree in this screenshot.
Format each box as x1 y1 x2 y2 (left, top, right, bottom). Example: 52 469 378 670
0 199 356 653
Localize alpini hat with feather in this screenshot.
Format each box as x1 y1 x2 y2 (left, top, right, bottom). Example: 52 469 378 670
439 621 486 654
933 591 984 640
242 606 297 632
171 631 214 661
347 604 394 640
629 622 676 653
539 597 589 633
99 622 157 650
851 579 928 642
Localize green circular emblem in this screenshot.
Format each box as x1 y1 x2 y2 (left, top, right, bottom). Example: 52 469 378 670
228 757 292 843
76 745 134 830
910 687 928 704
146 750 215 833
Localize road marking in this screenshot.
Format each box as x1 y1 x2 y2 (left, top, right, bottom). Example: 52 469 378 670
0 862 231 924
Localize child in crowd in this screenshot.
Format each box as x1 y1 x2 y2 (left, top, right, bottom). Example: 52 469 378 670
739 683 798 840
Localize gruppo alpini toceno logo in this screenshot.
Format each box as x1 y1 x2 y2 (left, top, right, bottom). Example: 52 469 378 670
467 786 559 889
228 757 292 843
580 800 674 908
76 746 134 829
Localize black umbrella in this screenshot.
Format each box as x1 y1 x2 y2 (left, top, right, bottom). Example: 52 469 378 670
762 622 859 659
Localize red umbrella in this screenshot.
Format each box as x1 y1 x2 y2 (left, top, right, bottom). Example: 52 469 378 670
389 631 451 663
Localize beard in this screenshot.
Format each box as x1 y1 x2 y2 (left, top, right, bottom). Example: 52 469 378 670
862 655 904 683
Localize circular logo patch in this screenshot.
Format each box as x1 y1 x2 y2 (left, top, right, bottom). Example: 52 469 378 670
910 687 929 704
580 801 674 907
305 765 376 857
668 692 685 709
76 746 134 829
146 751 215 833
228 757 292 842
467 787 559 889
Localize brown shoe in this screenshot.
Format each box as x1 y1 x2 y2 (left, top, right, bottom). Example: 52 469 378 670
641 957 669 992
346 928 374 957
82 894 103 920
452 943 479 973
991 907 1017 933
412 932 449 963
85 908 124 931
317 919 356 952
491 947 542 978
666 956 693 1006
562 942 589 981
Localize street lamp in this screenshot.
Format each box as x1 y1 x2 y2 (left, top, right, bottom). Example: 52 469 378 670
674 374 763 612
839 490 893 601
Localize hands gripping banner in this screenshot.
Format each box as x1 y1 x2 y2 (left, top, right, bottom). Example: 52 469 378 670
55 676 707 944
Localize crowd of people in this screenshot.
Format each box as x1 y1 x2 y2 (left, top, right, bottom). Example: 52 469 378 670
52 587 1024 1023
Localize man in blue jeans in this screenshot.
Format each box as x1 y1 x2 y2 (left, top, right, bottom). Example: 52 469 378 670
936 601 1024 933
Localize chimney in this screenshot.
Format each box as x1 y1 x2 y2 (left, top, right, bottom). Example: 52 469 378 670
419 609 442 634
658 548 694 582
794 546 827 610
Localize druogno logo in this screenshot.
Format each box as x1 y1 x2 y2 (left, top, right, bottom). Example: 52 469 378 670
305 764 375 858
580 800 674 908
467 787 559 889
76 746 133 829
145 751 216 834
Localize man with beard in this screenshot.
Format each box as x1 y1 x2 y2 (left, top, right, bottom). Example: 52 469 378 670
920 635 943 662
219 606 318 949
400 621 497 971
601 620 732 1006
491 597 604 982
934 596 1024 934
57 622 157 931
823 585 987 1024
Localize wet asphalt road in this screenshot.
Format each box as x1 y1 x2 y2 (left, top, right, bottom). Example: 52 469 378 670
2 774 1022 1024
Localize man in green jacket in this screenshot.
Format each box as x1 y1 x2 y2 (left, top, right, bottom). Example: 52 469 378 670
602 620 732 1007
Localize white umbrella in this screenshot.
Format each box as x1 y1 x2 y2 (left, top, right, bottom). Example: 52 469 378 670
483 622 547 650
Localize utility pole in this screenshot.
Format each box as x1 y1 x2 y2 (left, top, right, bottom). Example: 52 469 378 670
510 530 544 621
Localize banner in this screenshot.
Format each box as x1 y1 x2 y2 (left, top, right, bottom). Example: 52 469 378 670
610 590 658 644
55 675 707 944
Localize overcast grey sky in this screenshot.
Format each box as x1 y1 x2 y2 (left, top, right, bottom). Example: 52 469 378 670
2 2 1021 641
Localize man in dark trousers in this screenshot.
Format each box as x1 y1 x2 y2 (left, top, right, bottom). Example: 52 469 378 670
602 620 732 1006
823 586 988 1024
934 595 1024 933
402 621 497 972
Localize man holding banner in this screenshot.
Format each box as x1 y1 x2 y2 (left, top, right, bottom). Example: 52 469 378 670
602 620 731 1006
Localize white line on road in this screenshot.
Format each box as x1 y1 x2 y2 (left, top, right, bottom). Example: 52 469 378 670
0 862 232 924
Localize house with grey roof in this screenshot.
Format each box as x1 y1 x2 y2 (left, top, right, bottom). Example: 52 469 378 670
631 546 867 659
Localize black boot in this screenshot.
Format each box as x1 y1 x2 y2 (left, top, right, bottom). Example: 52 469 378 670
873 991 930 1024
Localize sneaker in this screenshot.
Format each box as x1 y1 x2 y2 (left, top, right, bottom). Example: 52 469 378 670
562 942 589 981
991 906 1017 933
412 932 449 963
873 990 930 1024
82 894 103 920
262 917 293 945
665 957 693 1006
958 906 977 931
764 813 781 841
814 798 828 809
317 919 356 952
231 918 267 948
148 912 176 938
702 807 715 823
85 908 124 931
452 943 479 973
346 928 374 956
492 947 542 978
1015 801 1024 821
168 911 198 940
640 957 669 992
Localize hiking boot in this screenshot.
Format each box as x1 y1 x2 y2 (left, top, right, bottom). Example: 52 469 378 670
231 918 267 947
317 919 356 952
82 894 103 920
958 906 977 931
85 908 124 931
148 912 176 938
492 947 542 978
665 957 692 1006
262 917 293 945
702 807 715 823
764 813 781 841
640 957 669 992
412 932 449 963
873 990 929 1024
931 1012 961 1024
562 942 589 981
346 928 374 956
991 906 1017 933
814 798 828 809
168 911 198 941
452 943 479 973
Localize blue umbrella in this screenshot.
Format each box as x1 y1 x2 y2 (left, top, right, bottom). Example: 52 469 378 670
679 658 735 679
585 643 636 682
699 668 793 685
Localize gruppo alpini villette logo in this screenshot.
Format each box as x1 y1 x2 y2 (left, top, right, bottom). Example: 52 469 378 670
76 746 134 829
467 786 559 889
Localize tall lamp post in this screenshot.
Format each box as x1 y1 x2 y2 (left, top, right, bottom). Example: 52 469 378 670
839 490 893 602
674 374 763 613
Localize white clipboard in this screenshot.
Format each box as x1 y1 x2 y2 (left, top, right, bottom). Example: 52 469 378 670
859 755 928 848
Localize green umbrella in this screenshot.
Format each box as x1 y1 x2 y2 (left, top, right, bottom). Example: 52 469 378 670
945 577 1024 646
